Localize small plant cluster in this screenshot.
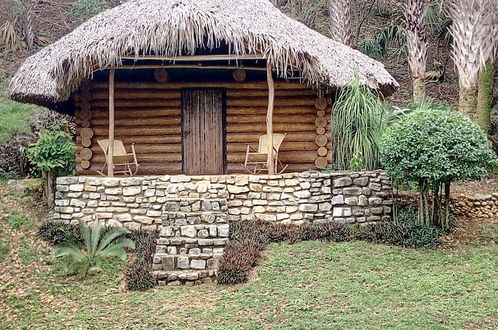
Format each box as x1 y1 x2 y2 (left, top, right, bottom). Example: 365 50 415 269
51 218 135 276
38 220 158 289
124 230 158 291
218 213 441 285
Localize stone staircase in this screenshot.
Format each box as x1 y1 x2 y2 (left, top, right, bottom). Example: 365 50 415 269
153 195 229 286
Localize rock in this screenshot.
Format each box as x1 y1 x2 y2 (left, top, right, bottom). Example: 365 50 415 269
353 177 369 186
227 185 249 194
190 259 206 270
333 177 352 188
123 186 142 196
333 207 352 217
294 190 311 198
332 195 344 205
299 204 318 212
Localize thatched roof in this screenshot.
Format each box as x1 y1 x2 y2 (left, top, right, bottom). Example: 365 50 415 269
7 0 398 105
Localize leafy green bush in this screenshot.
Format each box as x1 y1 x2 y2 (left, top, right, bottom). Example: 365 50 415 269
7 213 33 230
381 109 498 228
0 95 36 143
53 218 135 276
125 230 158 291
25 122 76 176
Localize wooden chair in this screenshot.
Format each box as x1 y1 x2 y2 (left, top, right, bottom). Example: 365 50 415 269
242 133 288 174
97 139 139 176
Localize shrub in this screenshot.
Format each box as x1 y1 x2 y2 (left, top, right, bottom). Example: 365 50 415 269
381 109 498 228
125 230 158 291
37 220 83 245
217 241 263 285
53 218 135 276
25 121 76 177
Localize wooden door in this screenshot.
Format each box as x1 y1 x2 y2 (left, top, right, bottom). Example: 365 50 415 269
182 89 225 175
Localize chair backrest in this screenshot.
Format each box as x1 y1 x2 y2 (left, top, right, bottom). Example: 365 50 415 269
97 139 128 157
258 133 286 154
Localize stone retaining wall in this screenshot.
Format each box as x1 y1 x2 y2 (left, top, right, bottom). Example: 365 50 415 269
451 193 498 218
53 170 392 229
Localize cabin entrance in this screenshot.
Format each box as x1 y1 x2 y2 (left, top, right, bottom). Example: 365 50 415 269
181 88 226 175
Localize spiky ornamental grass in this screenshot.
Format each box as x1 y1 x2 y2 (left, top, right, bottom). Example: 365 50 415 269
332 75 386 171
53 218 135 276
328 0 353 46
404 0 428 102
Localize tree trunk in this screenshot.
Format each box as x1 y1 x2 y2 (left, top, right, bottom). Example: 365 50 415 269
413 76 426 104
443 181 451 230
458 84 478 119
476 62 495 133
42 171 55 209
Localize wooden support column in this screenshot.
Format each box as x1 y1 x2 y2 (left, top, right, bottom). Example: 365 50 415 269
266 63 275 175
107 68 115 177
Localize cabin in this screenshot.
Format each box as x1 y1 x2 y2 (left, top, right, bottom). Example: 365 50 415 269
7 0 397 178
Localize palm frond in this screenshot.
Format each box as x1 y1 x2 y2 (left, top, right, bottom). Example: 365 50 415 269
78 218 91 253
90 217 103 253
98 226 131 251
100 238 135 260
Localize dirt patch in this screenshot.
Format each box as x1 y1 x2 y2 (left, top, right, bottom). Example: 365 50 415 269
451 177 498 197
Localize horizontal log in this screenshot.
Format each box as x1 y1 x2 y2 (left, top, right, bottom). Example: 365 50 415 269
90 117 181 126
90 81 308 90
227 89 317 97
227 107 318 115
91 153 181 163
227 123 316 133
228 151 317 163
89 126 181 136
91 99 181 108
78 162 182 176
91 108 181 119
92 91 180 100
227 163 314 174
227 142 318 152
227 115 316 124
227 98 316 107
227 132 317 143
77 144 181 155
77 135 181 145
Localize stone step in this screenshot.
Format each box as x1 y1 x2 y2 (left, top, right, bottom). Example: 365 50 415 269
154 269 217 285
157 237 229 246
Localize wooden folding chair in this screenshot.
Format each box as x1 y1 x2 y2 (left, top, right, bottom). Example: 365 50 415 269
97 139 140 176
242 133 288 174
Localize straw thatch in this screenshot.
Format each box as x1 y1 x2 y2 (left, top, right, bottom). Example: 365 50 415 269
7 0 398 104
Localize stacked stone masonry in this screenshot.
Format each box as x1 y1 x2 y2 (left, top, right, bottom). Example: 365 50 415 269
451 193 498 219
53 170 393 229
153 188 229 285
54 170 392 286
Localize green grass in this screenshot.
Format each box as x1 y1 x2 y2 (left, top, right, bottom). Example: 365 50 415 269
6 212 33 230
0 91 37 143
4 241 498 329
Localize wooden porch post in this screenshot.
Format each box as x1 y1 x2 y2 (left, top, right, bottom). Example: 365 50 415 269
266 62 275 175
107 68 115 177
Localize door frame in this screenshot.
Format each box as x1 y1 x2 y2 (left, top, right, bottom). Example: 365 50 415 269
180 87 227 175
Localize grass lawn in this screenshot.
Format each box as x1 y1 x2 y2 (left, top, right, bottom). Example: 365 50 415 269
2 239 498 329
1 185 497 329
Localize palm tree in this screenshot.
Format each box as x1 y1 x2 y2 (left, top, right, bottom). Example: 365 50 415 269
450 0 495 118
53 218 135 276
404 0 428 103
476 2 497 133
328 0 353 46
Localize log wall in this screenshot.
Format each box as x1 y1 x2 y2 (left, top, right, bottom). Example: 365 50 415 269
74 80 332 176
